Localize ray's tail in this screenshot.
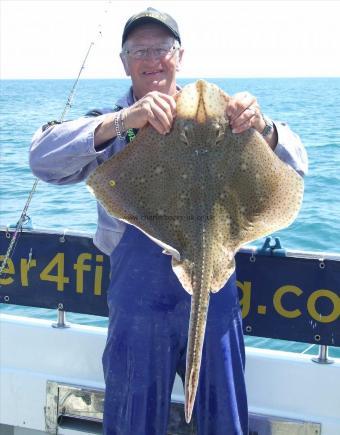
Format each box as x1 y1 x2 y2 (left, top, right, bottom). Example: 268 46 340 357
184 268 211 423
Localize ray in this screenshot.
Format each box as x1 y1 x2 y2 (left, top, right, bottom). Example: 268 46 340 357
86 80 304 423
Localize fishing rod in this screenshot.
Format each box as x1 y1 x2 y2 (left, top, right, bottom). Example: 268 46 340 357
0 1 112 280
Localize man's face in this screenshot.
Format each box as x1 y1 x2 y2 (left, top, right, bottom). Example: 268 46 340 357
120 23 183 99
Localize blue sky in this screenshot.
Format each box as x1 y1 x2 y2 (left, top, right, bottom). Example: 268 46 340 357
1 0 340 79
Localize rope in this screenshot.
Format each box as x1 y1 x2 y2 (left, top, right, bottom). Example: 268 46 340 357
0 1 112 280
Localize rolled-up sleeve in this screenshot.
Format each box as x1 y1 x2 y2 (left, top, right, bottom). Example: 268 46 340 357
29 114 110 185
274 121 308 177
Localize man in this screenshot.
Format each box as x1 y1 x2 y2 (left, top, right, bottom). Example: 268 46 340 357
30 7 308 435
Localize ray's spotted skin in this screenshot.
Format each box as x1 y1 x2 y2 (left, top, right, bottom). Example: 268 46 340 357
87 80 304 423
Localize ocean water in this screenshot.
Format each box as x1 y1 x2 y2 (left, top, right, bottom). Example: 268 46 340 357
1 77 339 357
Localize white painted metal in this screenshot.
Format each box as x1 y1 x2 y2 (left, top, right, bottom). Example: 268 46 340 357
1 313 339 434
0 314 105 434
246 348 340 434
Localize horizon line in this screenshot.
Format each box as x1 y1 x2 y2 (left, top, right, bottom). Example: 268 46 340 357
1 75 340 81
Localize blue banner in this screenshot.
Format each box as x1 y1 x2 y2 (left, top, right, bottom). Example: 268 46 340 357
1 229 339 346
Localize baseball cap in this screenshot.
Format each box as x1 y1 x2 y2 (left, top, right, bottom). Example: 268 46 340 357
122 7 181 46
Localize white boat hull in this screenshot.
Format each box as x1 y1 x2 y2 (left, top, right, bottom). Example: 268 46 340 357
1 313 339 434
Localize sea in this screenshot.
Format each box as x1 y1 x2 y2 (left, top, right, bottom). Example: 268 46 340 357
1 77 339 358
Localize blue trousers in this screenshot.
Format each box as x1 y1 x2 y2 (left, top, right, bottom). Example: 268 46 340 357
102 226 248 435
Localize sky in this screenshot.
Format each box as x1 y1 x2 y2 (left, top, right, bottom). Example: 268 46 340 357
1 0 340 79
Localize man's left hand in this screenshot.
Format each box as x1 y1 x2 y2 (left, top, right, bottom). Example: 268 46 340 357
226 92 265 134
225 91 278 150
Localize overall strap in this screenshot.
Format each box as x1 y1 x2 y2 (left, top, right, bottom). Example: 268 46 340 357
85 105 122 117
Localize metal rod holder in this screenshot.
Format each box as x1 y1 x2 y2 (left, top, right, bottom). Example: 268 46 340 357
52 307 70 329
312 345 334 364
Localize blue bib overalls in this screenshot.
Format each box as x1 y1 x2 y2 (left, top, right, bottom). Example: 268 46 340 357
102 225 248 435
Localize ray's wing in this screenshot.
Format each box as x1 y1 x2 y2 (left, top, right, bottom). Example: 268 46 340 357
87 123 198 259
215 126 304 259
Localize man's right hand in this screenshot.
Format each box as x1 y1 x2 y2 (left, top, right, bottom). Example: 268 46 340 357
94 92 176 149
123 91 177 135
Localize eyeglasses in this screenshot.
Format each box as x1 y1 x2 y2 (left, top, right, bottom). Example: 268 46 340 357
123 43 178 60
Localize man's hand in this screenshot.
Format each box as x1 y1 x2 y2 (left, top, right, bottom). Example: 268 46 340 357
123 91 176 135
94 91 176 149
226 92 278 150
